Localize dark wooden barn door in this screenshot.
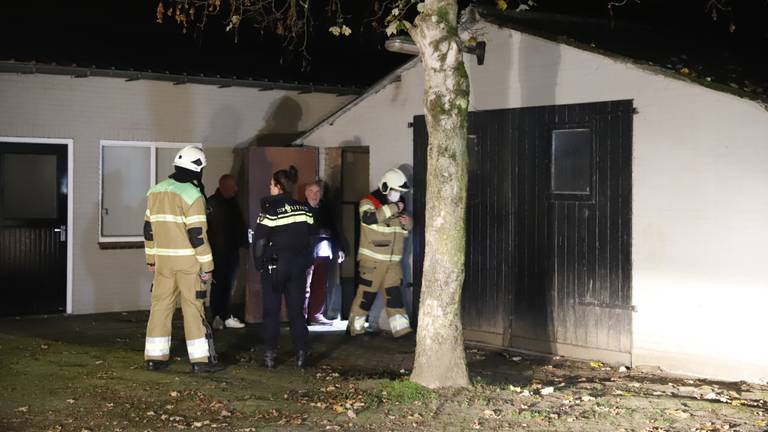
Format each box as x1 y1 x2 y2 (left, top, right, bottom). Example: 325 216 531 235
0 142 69 316
413 100 633 364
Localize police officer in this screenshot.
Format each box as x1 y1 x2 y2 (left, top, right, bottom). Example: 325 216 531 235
143 145 224 373
348 168 413 338
251 165 314 368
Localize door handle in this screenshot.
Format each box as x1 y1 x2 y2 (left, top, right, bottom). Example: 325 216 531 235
54 225 67 242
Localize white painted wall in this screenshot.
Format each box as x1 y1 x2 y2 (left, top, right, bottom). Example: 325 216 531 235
302 24 768 383
303 67 425 190
0 73 353 314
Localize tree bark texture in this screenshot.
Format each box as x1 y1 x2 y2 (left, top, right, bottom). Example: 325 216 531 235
408 0 471 388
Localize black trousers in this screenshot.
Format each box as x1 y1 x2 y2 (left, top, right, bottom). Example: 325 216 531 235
211 252 239 320
261 258 309 351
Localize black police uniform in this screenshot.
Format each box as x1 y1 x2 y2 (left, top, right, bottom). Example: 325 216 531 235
251 193 314 352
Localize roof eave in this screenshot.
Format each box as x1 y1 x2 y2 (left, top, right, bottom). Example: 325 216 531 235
0 60 363 96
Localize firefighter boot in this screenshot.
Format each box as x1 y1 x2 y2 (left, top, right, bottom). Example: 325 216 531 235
191 362 227 374
145 360 170 371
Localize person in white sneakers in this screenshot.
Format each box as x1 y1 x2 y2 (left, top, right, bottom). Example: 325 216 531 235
206 174 247 330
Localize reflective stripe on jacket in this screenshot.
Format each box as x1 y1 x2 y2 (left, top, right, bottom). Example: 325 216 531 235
253 193 314 265
144 178 214 273
357 190 411 262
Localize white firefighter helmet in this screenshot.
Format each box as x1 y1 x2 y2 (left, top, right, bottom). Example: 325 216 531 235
173 145 207 172
378 168 409 193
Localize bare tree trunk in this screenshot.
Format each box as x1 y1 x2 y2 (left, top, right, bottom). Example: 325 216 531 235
408 0 471 389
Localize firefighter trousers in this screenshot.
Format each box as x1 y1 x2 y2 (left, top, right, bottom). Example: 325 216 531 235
348 258 412 337
145 269 215 363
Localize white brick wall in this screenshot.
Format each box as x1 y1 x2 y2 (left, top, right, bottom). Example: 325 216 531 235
0 73 353 314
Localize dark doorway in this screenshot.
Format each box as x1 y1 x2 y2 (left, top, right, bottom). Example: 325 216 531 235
0 141 69 316
321 146 370 320
413 100 633 364
338 147 369 320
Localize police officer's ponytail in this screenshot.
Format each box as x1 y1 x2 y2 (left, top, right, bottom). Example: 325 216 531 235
273 165 299 195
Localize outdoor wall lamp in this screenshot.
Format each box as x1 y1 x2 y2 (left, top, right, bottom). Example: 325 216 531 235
384 36 487 66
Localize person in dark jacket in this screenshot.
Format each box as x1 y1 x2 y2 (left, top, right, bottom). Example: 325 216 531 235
304 180 346 325
251 166 314 368
207 174 247 330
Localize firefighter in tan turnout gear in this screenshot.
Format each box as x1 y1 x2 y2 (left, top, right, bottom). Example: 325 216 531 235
143 145 224 373
348 168 413 338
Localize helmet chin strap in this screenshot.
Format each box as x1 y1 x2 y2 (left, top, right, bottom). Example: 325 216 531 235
194 176 206 200
171 166 206 198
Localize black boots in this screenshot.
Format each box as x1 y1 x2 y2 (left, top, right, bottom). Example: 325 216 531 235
146 360 225 373
264 349 309 368
264 349 277 369
145 360 170 371
191 362 227 374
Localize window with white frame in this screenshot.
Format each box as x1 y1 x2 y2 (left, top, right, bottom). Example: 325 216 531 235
99 140 199 244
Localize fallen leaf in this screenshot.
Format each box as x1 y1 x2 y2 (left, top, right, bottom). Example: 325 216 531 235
481 409 500 418
666 409 691 418
590 361 604 368
15 406 29 413
66 399 75 404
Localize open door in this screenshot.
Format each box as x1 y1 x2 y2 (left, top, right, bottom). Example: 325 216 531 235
324 147 369 319
244 146 318 323
0 141 69 316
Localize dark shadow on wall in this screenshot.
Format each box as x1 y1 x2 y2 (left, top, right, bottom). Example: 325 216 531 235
223 96 306 312
252 96 305 147
338 136 363 149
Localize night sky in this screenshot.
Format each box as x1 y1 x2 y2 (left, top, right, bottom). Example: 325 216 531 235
1 1 765 90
